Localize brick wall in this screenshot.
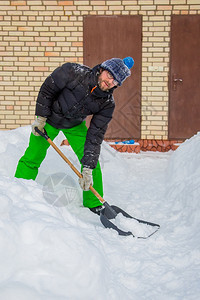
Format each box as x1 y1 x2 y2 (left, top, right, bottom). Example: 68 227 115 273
0 1 199 138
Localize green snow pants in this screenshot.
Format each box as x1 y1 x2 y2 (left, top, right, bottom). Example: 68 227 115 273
15 122 103 208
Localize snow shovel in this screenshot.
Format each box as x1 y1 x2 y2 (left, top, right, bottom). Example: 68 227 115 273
35 127 160 239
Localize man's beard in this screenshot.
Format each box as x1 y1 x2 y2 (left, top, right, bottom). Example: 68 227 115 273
98 78 111 91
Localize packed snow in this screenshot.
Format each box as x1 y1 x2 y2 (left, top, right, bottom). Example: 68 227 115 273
112 213 159 238
0 126 200 300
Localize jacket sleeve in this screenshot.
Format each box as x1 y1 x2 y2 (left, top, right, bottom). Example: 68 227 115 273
81 98 115 169
35 63 75 117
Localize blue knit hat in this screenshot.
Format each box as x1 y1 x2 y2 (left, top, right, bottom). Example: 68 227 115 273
101 57 134 86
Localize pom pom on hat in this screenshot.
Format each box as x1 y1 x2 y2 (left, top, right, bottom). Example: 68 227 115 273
123 57 134 69
101 57 134 86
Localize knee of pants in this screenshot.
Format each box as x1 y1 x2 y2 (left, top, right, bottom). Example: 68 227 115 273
20 134 50 167
93 161 102 173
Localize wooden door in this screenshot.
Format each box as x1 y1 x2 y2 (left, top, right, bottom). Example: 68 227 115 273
169 15 200 139
83 15 142 139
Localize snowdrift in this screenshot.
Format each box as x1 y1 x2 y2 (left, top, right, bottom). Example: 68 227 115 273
0 127 199 300
166 132 200 239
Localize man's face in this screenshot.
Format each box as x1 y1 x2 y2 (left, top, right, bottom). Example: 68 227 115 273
98 70 118 91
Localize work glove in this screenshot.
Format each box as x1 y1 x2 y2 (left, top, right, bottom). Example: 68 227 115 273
31 116 47 136
79 167 93 191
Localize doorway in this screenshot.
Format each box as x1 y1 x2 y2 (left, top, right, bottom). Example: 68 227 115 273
83 15 142 139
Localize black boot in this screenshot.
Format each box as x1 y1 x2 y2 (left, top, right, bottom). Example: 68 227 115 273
89 205 104 216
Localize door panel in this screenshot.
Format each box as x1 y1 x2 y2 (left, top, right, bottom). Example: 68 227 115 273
169 15 200 139
83 16 142 139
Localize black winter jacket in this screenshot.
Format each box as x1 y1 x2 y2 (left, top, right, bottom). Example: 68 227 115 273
35 62 115 169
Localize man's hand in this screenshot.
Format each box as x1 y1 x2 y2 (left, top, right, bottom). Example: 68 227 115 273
79 167 93 191
31 116 47 136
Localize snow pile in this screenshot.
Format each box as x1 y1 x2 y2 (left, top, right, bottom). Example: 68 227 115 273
0 177 108 300
167 132 200 193
0 126 200 300
166 132 200 239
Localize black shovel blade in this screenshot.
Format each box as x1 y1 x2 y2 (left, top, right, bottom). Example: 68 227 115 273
100 202 160 238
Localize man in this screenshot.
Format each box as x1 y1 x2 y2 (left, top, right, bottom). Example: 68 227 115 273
15 57 134 214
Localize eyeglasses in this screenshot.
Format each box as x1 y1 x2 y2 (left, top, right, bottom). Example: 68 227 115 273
106 71 118 86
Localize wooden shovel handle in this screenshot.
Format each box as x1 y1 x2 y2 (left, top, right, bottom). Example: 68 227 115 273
35 127 105 204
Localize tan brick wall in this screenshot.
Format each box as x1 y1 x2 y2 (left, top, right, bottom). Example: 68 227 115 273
0 1 199 138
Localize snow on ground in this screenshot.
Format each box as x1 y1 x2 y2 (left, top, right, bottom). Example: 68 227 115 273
0 126 200 300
